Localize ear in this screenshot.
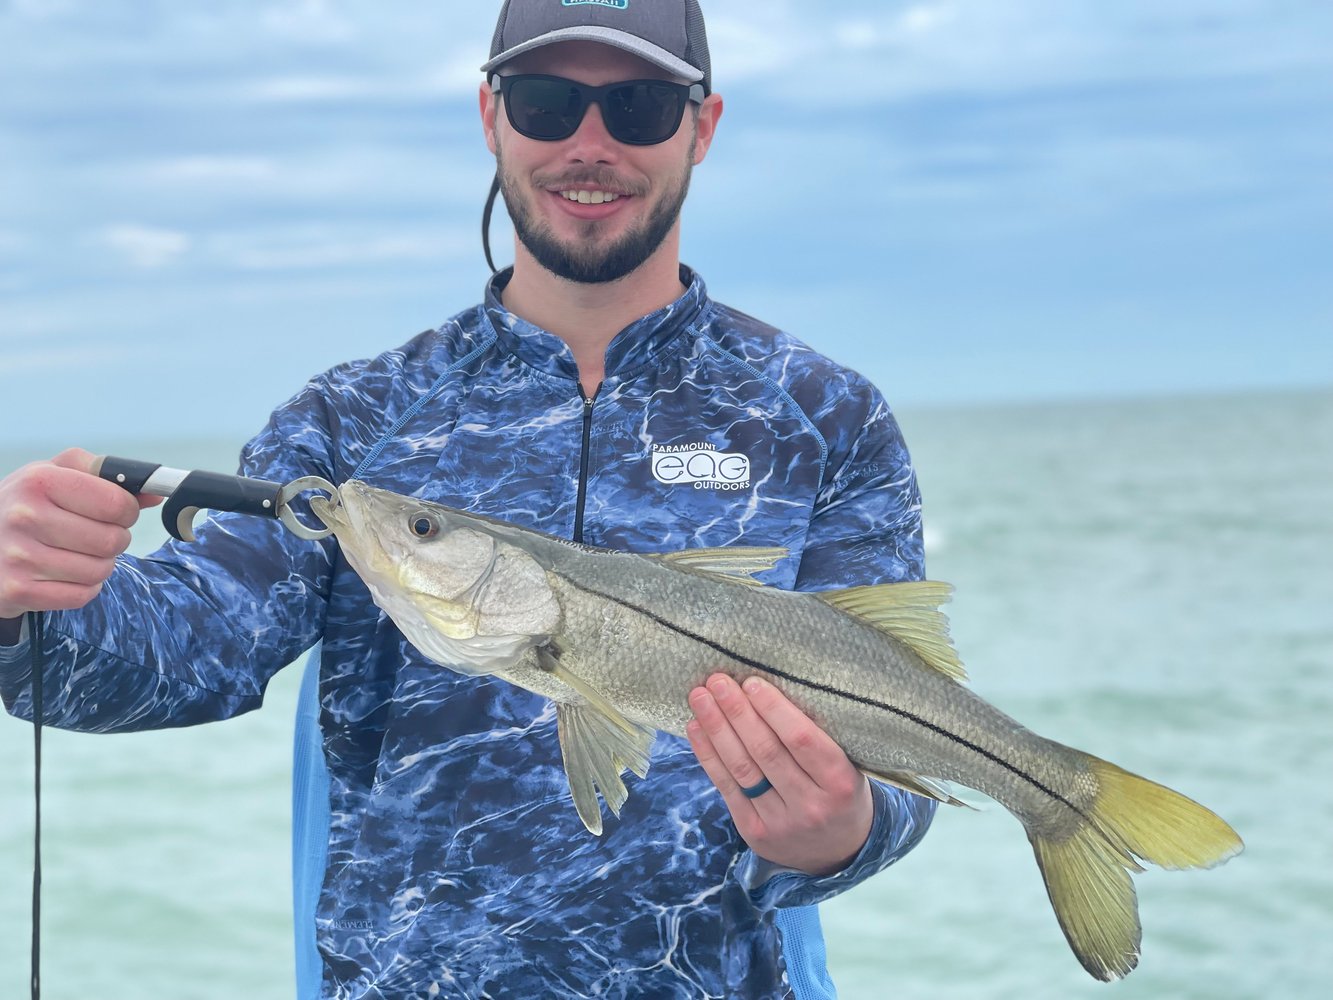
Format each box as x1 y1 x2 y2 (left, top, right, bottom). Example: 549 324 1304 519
480 80 499 155
691 93 723 166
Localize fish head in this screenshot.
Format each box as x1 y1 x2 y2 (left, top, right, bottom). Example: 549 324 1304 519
312 480 561 675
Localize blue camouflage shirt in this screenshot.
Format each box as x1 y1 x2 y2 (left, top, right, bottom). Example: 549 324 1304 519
2 267 935 999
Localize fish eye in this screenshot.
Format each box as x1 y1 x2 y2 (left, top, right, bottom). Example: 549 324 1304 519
408 512 440 539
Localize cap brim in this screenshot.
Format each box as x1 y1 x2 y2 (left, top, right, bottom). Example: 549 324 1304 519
481 26 703 84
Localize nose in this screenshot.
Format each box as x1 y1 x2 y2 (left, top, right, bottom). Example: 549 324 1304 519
564 101 620 163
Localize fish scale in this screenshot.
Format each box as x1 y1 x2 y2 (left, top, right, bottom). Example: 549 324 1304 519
538 557 1074 826
312 479 1243 983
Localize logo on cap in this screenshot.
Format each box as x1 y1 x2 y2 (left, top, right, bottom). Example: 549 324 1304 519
562 0 630 8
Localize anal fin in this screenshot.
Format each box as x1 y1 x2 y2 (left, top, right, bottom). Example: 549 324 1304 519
862 767 972 808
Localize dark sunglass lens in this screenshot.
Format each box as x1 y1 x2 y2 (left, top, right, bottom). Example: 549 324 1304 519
604 83 684 144
507 78 584 139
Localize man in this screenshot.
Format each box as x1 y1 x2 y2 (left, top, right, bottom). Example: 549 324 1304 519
1 1 935 997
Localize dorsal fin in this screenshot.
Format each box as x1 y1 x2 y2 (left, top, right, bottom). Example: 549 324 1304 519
646 546 788 586
818 581 967 681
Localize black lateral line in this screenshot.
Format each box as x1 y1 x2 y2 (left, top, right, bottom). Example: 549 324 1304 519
566 576 1087 819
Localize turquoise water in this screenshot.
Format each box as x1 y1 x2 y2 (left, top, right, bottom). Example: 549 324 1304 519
1 388 1329 999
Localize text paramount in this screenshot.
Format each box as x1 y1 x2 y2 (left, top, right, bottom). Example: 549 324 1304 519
651 445 752 491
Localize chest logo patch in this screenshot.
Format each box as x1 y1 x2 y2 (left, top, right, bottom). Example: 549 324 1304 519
651 443 752 491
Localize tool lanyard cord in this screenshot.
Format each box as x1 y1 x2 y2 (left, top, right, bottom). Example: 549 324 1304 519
29 611 43 1000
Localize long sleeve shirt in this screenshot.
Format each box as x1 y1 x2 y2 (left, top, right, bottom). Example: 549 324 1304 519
2 267 935 999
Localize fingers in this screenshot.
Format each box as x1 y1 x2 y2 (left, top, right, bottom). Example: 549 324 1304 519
691 673 856 792
685 700 783 827
1 568 108 614
687 672 876 875
0 544 113 616
6 460 139 528
44 468 141 527
738 676 861 796
51 449 161 510
49 447 100 475
688 675 803 802
0 451 142 618
20 501 133 558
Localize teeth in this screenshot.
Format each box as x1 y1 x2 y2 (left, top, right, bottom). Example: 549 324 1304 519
561 190 620 205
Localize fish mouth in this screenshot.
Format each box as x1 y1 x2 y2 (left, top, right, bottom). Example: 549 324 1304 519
310 479 382 536
310 490 348 531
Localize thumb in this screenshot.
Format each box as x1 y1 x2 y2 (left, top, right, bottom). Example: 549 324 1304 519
49 446 101 475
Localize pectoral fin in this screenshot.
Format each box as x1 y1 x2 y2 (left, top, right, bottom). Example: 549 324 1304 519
538 642 655 835
556 703 655 836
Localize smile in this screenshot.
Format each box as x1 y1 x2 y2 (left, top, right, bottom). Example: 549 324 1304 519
559 190 622 205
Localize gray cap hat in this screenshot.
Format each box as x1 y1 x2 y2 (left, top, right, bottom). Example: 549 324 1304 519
482 0 712 94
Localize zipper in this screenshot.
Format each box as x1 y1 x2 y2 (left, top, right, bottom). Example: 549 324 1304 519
572 384 599 544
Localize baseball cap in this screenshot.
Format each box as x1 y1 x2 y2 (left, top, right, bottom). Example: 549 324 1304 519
482 0 712 94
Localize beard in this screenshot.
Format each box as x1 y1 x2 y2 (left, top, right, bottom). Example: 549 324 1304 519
496 133 695 285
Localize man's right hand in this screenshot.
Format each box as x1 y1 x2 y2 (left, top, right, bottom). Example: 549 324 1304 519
0 448 162 638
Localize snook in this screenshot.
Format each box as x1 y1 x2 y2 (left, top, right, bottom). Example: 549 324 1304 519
311 480 1242 982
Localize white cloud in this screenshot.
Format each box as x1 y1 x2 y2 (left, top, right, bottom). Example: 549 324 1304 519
705 8 805 82
259 0 355 44
96 225 191 269
168 149 485 210
1037 134 1252 206
899 2 956 35
704 0 1330 102
143 156 277 184
236 65 479 105
210 227 472 271
0 0 1325 431
0 345 135 377
425 58 493 98
239 74 379 103
830 1 958 51
7 0 77 19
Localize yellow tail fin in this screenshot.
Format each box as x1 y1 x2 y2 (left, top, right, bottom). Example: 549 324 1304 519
1029 757 1243 981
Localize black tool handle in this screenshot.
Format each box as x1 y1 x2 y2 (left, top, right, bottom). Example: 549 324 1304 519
161 470 283 539
95 456 163 496
95 456 283 542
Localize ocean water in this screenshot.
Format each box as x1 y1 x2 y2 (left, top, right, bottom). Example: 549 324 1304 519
0 388 1329 999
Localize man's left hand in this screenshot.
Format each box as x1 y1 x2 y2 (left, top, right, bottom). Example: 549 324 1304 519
686 673 873 876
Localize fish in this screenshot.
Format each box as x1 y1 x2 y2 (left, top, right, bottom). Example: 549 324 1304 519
309 479 1243 982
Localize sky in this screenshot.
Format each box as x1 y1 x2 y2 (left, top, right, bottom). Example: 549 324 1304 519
1 0 1330 450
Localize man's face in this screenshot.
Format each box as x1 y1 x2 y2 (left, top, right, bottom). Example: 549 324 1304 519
482 41 720 284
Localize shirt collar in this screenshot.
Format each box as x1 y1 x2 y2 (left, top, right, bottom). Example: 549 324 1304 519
482 265 708 384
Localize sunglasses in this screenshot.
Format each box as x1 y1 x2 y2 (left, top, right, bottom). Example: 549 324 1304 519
492 74 706 146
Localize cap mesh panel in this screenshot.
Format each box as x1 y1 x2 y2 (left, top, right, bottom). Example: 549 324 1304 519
684 0 712 93
489 0 512 61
